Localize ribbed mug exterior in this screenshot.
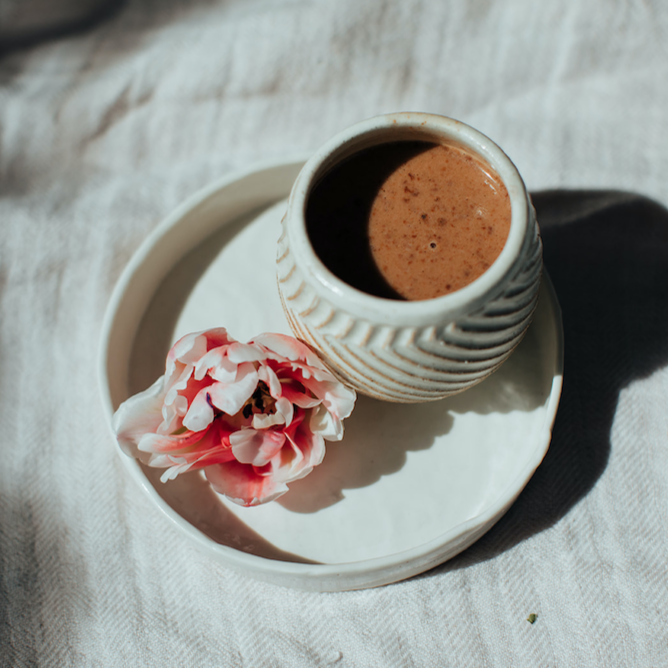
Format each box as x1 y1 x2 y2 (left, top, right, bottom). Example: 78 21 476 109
277 113 542 403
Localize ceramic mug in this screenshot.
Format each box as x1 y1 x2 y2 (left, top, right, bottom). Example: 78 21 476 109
277 112 542 402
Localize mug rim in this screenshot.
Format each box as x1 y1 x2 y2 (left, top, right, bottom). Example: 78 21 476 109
285 112 531 327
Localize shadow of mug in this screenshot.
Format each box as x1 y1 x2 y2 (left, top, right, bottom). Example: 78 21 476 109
436 189 668 573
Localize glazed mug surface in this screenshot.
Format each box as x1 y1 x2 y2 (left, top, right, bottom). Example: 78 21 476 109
277 112 542 402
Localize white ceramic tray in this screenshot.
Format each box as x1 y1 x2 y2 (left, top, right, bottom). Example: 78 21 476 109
99 160 563 592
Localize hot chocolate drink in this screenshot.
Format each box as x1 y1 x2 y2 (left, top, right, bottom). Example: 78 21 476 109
306 141 511 301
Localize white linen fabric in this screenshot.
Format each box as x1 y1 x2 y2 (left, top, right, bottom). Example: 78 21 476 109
2 1 668 665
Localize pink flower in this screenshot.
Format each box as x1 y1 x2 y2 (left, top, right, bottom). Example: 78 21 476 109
113 328 356 506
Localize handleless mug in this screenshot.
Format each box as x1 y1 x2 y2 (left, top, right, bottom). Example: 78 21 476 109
277 112 542 403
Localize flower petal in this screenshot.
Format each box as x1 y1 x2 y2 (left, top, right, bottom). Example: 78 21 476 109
194 343 242 383
205 461 289 506
137 428 205 453
257 364 281 398
230 428 286 466
170 331 209 365
280 384 320 409
203 328 236 349
207 362 259 415
280 420 326 480
158 458 193 482
148 420 235 477
182 389 215 432
113 377 165 457
164 363 194 406
274 396 294 427
164 373 213 431
251 411 285 429
308 403 344 441
152 445 237 478
252 333 310 362
226 342 267 364
193 346 228 381
301 377 356 420
163 359 188 396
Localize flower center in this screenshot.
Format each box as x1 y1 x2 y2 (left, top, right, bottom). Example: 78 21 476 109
242 381 275 419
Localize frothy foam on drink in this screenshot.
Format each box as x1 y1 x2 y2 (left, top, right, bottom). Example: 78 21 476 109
306 141 511 301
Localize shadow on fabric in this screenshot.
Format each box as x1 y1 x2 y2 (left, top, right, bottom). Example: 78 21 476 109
0 0 289 61
431 189 668 573
0 0 128 56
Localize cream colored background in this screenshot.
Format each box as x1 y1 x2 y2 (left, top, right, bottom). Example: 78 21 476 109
1 1 668 665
